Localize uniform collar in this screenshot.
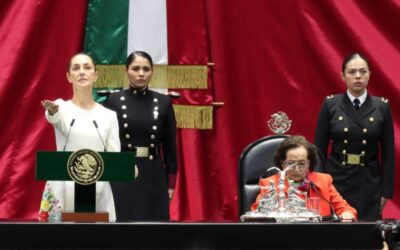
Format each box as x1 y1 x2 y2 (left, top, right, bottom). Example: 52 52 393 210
347 89 367 107
129 85 149 96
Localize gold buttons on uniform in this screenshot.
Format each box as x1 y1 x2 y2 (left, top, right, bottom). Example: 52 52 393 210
125 134 130 139
123 114 127 119
363 128 368 133
122 105 127 110
120 96 125 101
344 139 348 144
361 151 365 155
127 144 132 148
124 123 128 128
362 140 367 145
342 150 346 154
150 134 155 139
149 155 154 160
369 117 374 122
150 143 155 148
153 98 158 103
154 106 159 111
344 127 348 132
152 125 157 131
338 116 343 121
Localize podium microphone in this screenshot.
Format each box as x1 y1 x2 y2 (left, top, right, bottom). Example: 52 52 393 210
63 118 75 151
92 120 107 152
309 182 341 222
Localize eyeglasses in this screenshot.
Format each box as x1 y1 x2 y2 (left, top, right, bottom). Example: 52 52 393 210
283 160 310 170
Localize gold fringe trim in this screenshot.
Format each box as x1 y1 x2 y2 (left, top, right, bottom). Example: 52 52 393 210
173 104 213 129
95 65 208 89
95 65 127 88
165 65 208 89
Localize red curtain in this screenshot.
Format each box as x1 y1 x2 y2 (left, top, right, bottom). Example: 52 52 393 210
0 0 399 220
0 0 87 218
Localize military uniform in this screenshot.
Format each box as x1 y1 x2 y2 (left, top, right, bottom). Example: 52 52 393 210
104 86 177 221
314 93 394 221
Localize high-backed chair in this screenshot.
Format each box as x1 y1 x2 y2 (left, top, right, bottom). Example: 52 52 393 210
238 135 288 217
238 134 326 218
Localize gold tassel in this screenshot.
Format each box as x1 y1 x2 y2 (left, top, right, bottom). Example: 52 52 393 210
95 65 208 89
173 104 213 129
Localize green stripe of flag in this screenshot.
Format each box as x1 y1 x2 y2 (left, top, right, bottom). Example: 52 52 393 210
84 0 129 64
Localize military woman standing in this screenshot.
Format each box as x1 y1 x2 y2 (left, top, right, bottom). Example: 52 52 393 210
314 52 394 221
104 51 177 221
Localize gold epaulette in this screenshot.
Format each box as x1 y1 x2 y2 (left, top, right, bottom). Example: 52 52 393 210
381 97 389 103
327 94 334 99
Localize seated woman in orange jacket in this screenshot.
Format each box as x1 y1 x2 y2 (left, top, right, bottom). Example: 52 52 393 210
251 135 357 222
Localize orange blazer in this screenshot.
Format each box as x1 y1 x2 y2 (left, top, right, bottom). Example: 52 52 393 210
251 172 357 218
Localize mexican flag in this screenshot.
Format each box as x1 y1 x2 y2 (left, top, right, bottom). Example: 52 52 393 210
84 0 214 129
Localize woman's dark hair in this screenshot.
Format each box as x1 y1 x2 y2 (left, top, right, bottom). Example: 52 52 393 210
273 135 317 171
125 51 154 69
341 52 370 73
67 52 96 71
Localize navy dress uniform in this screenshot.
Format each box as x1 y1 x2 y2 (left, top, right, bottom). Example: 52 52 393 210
104 86 177 221
314 93 394 221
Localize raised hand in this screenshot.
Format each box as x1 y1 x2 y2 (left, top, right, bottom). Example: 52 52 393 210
41 100 59 115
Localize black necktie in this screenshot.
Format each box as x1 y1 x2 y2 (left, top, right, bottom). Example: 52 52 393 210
353 98 360 111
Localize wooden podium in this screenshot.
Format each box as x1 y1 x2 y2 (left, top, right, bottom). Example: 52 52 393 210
36 150 135 222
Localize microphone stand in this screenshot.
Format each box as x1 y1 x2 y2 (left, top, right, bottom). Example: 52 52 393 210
63 119 75 151
92 120 107 152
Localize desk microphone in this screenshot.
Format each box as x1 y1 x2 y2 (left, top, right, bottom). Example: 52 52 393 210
92 120 107 152
63 118 75 151
309 182 341 222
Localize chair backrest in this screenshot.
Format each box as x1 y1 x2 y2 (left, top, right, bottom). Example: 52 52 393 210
238 135 288 217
